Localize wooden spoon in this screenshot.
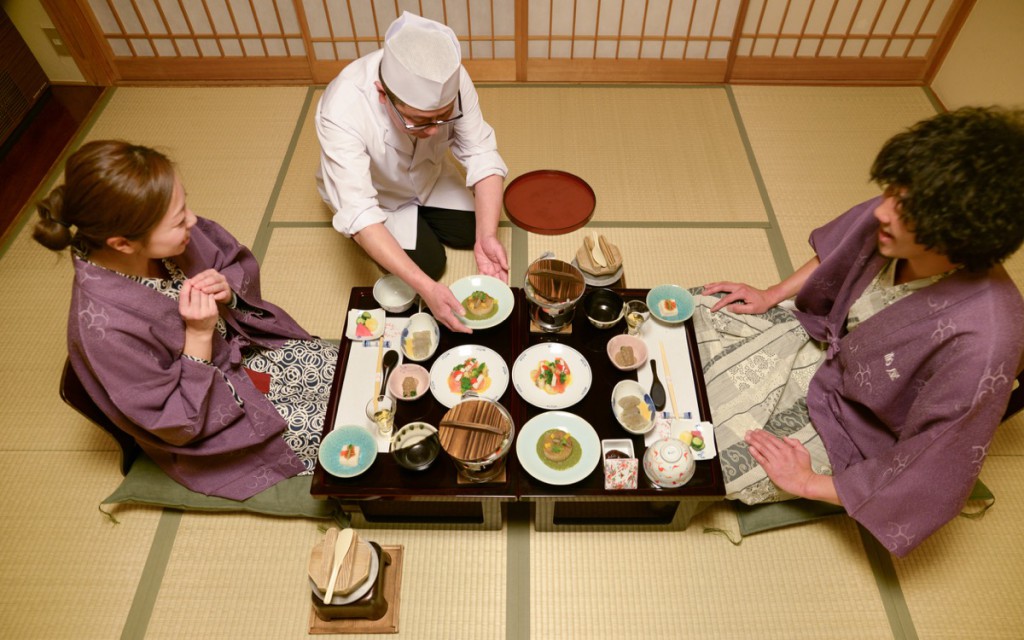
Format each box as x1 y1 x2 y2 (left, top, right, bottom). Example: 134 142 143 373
322 528 354 604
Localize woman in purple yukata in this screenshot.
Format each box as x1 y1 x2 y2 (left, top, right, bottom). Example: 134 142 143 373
34 140 338 500
693 107 1024 555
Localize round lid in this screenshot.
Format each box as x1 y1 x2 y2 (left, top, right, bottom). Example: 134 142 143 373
438 398 512 462
503 170 596 235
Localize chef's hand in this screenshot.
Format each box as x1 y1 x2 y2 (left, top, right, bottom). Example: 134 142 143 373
702 281 775 314
422 281 472 334
474 235 510 284
744 430 840 504
187 269 233 304
179 280 219 361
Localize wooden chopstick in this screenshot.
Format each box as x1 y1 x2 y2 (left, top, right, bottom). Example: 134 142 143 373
372 338 384 412
439 419 506 435
659 341 680 418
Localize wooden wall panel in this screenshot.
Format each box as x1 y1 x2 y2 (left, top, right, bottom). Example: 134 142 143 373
46 0 975 85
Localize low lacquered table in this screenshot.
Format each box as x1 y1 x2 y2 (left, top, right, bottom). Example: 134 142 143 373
310 287 520 530
311 287 725 531
514 289 724 531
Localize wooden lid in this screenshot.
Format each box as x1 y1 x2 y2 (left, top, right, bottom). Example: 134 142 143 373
438 399 512 461
526 258 585 305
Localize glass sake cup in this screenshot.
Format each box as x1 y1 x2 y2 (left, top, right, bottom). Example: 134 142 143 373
623 300 650 336
365 395 396 436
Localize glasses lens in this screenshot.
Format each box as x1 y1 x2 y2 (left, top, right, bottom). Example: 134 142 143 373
391 94 462 131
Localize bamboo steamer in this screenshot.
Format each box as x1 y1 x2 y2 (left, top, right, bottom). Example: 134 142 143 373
437 395 515 482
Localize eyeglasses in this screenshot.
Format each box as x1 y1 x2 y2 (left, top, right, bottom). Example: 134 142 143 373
384 91 463 131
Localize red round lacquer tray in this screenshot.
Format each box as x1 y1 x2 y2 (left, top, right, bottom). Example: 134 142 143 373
503 170 596 235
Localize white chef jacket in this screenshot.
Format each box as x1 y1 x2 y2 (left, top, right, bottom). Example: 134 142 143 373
315 50 508 250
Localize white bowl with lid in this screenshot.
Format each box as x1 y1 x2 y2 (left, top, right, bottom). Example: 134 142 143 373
643 438 695 488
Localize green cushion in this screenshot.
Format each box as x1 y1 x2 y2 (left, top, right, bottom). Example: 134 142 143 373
734 479 994 536
102 455 339 520
735 499 846 536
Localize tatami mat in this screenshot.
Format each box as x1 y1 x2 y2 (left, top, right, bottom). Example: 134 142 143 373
259 226 376 340
527 227 781 290
268 88 333 225
145 514 322 639
148 518 506 639
893 457 1024 638
0 228 103 451
0 452 161 638
481 86 767 225
731 86 937 267
529 504 890 639
82 87 309 246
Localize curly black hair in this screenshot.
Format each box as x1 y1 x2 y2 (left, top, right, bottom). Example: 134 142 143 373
870 106 1024 271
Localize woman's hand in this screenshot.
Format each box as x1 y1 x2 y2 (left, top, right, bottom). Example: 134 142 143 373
421 281 472 334
701 281 777 314
745 429 840 504
474 235 509 284
186 269 233 304
179 280 219 360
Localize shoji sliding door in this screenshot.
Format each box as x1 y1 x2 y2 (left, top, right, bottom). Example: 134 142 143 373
42 0 974 85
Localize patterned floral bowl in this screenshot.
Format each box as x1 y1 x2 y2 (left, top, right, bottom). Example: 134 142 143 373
642 437 695 489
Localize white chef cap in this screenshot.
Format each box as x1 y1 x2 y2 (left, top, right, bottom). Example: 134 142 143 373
380 12 461 111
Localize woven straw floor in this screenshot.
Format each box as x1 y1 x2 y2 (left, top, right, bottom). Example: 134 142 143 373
1 84 1022 639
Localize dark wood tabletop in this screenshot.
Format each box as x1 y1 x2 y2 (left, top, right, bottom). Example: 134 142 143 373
310 286 520 500
310 286 724 502
514 288 723 498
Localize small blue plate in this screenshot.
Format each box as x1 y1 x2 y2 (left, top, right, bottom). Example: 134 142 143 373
646 284 695 324
318 425 378 478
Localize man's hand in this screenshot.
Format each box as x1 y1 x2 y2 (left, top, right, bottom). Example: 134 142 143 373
474 235 509 284
744 429 840 504
701 281 776 314
421 281 472 334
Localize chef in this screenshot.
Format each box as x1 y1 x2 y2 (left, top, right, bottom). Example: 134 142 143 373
316 12 509 333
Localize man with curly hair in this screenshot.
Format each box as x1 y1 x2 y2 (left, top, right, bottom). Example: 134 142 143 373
697 107 1024 555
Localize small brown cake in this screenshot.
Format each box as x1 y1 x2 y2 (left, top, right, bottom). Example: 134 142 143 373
401 376 419 398
540 429 574 462
615 346 636 367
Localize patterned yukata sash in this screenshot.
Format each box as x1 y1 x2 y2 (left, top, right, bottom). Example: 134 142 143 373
244 339 338 475
690 292 831 504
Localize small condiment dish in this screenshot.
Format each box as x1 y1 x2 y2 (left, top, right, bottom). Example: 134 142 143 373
611 380 656 435
373 274 416 313
391 422 441 471
582 288 624 329
606 334 648 371
387 363 429 401
400 313 440 362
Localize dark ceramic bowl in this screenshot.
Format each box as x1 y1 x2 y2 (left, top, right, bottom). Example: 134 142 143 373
391 422 441 471
583 288 625 329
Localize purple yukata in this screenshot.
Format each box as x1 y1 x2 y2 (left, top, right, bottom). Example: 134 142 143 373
68 218 317 500
797 198 1024 555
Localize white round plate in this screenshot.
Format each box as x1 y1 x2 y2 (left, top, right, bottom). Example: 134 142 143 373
318 425 378 478
571 258 623 287
512 343 592 410
449 275 515 329
428 344 509 408
646 284 695 324
309 539 379 605
516 411 601 485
